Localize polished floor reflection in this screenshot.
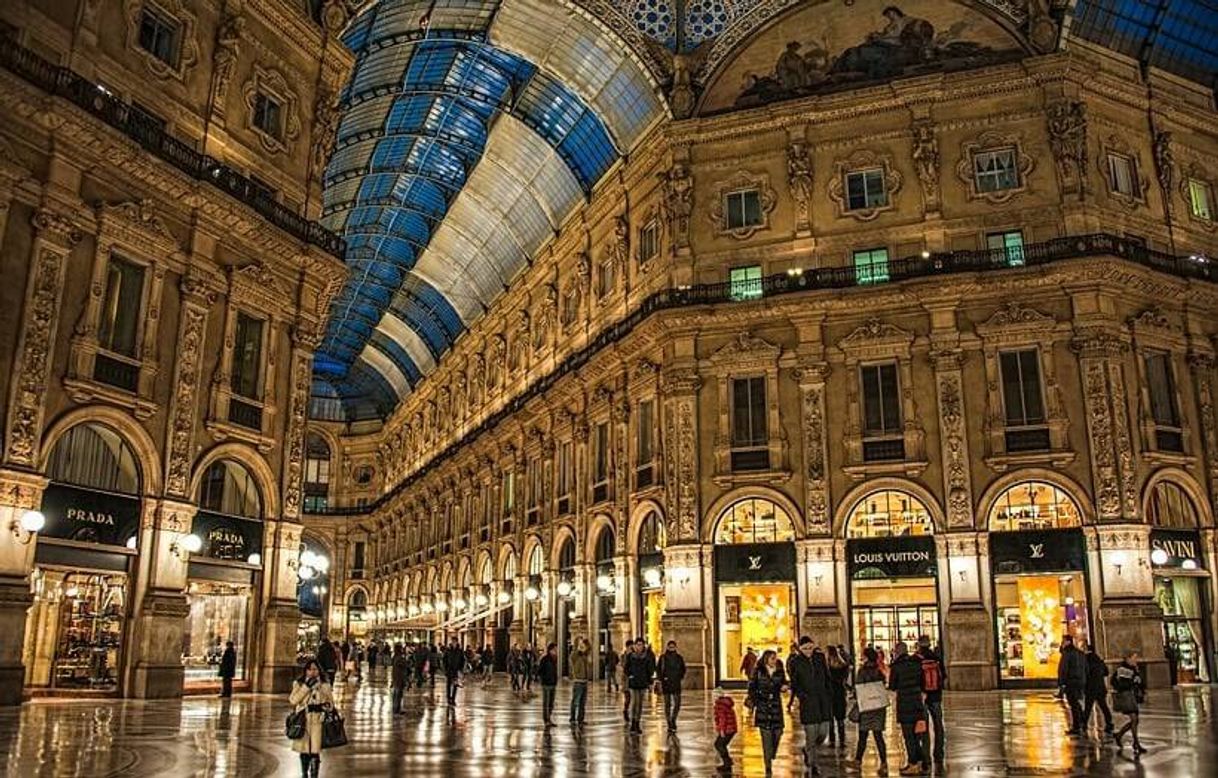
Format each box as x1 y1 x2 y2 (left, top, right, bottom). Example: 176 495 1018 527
0 674 1213 777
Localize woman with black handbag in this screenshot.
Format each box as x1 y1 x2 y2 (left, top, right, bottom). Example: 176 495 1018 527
288 660 334 777
748 649 787 778
1110 650 1148 756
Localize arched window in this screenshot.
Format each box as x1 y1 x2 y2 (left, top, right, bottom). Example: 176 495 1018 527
638 511 666 555
503 552 518 582
47 423 140 494
558 536 576 570
1147 481 1198 528
198 460 262 519
348 589 367 609
846 491 934 538
303 432 330 512
478 558 493 585
988 480 1081 531
594 525 616 562
528 545 545 576
714 497 795 544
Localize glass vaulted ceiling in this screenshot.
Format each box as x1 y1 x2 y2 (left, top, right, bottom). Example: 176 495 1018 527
313 0 664 420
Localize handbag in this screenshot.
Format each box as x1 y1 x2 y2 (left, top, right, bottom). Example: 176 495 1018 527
847 700 860 723
321 709 348 749
1113 689 1137 714
284 708 307 740
855 680 889 713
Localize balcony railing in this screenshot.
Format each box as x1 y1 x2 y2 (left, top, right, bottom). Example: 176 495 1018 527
304 240 1213 516
0 36 345 258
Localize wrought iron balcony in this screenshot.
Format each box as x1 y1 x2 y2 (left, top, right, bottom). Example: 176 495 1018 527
0 35 345 258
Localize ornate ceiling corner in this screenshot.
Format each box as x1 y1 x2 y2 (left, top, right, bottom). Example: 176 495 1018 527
124 0 200 82
955 129 1036 205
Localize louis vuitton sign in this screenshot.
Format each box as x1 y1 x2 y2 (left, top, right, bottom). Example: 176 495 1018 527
714 542 796 582
990 528 1086 574
847 536 937 579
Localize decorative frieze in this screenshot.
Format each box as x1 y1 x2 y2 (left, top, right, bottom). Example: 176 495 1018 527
164 275 215 497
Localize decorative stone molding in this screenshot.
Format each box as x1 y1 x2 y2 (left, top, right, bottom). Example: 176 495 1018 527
1073 328 1137 521
1153 130 1175 215
243 63 302 155
124 0 199 81
209 11 244 117
955 130 1035 205
164 273 215 497
708 170 776 240
1046 101 1088 197
787 141 813 234
828 149 902 222
796 366 830 536
311 86 342 173
281 348 313 521
936 369 975 529
1098 133 1150 210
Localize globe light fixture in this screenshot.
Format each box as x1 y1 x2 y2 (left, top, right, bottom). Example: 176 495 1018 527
1151 548 1169 566
497 590 511 604
20 509 46 533
596 574 612 592
556 580 572 598
1183 558 1198 570
182 534 203 553
642 567 662 588
436 600 449 612
524 585 540 601
475 593 489 607
298 564 316 580
247 552 262 566
125 536 138 550
454 597 467 610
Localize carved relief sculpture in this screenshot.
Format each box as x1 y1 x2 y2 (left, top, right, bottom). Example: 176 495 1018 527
1153 130 1174 213
911 122 940 211
210 12 244 117
311 87 342 172
658 162 693 252
786 141 814 233
166 280 213 496
1047 101 1088 197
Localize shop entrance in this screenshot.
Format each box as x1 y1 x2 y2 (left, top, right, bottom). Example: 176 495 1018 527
183 580 252 686
711 495 798 685
636 510 666 652
35 569 128 692
1148 485 1214 685
851 579 939 657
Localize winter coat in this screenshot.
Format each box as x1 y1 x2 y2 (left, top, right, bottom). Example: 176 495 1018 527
443 647 465 675
316 642 338 672
1058 645 1087 691
854 663 888 732
538 653 559 687
1085 651 1109 697
657 650 687 694
391 653 410 688
788 651 832 725
624 650 656 690
570 648 592 682
1110 660 1144 710
288 679 333 754
886 653 927 724
219 647 237 679
827 658 850 718
714 694 739 735
748 665 787 731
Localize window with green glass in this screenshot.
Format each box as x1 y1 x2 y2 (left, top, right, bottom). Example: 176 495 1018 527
853 248 889 284
986 230 1025 266
1189 179 1213 220
729 265 763 300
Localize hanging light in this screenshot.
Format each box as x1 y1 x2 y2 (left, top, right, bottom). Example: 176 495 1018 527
313 554 330 574
300 549 317 568
298 565 316 581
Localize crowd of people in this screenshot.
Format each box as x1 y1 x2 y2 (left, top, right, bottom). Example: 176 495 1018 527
283 632 1151 777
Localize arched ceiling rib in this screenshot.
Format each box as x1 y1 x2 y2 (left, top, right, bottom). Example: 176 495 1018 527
313 0 665 420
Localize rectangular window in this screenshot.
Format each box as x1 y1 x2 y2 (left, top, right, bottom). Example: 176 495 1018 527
729 265 763 301
138 6 181 66
1189 179 1213 220
1107 152 1136 197
845 168 887 211
253 91 283 139
530 458 544 508
724 189 763 230
593 422 610 503
986 230 1025 267
230 313 265 400
731 376 769 471
639 220 660 262
597 257 615 298
853 247 889 285
352 541 366 576
557 441 572 498
636 400 655 464
501 471 515 516
1000 350 1050 452
861 363 903 462
97 256 145 357
973 148 1020 193
1145 352 1180 429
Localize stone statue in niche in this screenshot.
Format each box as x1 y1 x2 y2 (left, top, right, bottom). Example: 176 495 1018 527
787 141 814 230
659 162 693 251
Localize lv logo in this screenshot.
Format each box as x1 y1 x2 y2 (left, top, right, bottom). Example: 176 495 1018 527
1029 543 1045 559
747 555 763 570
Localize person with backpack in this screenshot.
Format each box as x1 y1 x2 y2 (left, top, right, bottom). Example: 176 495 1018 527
887 641 929 775
1083 641 1114 736
713 686 738 772
788 636 832 776
1111 650 1147 755
916 636 946 764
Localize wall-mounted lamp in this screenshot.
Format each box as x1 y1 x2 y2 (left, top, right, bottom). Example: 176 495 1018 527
126 535 138 550
642 567 663 589
956 569 967 582
475 592 490 607
524 585 540 601
247 552 262 566
1182 558 1198 571
435 600 449 613
1150 548 1169 566
453 597 467 611
171 533 203 561
421 601 434 614
556 580 573 598
497 590 512 604
409 604 420 617
10 509 45 545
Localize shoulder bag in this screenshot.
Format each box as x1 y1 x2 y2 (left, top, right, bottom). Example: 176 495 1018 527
285 708 307 740
321 708 349 749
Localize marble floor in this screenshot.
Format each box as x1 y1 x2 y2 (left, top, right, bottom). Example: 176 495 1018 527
0 674 1213 777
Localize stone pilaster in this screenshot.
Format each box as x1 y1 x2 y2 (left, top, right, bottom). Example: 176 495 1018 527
797 539 843 647
1091 525 1167 686
794 362 831 535
257 519 304 693
943 533 994 690
928 319 975 531
0 470 46 704
1072 326 1140 522
661 368 701 544
660 544 710 685
126 499 194 699
163 270 217 500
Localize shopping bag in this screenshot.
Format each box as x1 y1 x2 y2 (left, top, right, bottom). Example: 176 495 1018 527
321 709 348 749
855 680 889 712
284 708 307 740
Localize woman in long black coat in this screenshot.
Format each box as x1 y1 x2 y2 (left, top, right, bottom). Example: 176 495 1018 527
826 645 850 747
748 650 788 777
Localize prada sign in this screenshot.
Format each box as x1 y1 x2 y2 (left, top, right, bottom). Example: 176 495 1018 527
1150 529 1205 570
39 483 141 548
848 536 937 580
991 528 1086 574
714 542 796 582
190 511 263 562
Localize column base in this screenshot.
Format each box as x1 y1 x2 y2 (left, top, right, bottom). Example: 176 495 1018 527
0 579 33 705
127 590 190 699
1098 599 1168 688
257 600 301 694
801 607 845 650
945 604 997 691
661 610 710 689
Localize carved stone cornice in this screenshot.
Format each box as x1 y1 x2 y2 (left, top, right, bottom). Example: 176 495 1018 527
31 208 83 247
661 367 701 395
1071 326 1130 359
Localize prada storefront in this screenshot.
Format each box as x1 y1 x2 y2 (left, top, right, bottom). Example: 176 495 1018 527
712 497 798 684
182 460 264 689
24 423 143 695
845 491 941 659
988 481 1090 687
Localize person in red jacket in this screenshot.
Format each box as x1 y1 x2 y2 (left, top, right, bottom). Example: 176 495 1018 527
713 686 738 772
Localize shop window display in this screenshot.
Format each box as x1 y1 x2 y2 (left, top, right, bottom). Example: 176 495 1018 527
51 572 127 690
851 578 939 657
995 573 1088 680
719 583 794 681
183 582 250 685
845 490 934 538
988 480 1080 531
714 498 795 544
1155 577 1210 683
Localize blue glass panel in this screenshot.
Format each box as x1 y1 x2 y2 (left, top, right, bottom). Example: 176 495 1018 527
369 332 423 385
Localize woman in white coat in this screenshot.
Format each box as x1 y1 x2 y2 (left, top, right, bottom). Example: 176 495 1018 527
289 660 334 777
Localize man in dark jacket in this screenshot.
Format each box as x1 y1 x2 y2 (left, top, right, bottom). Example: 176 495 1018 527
1058 635 1087 735
624 637 657 734
888 641 930 775
317 639 338 685
538 643 560 726
443 641 465 707
656 640 687 733
391 643 410 715
1083 641 1114 735
916 636 947 763
788 636 832 775
218 641 237 697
